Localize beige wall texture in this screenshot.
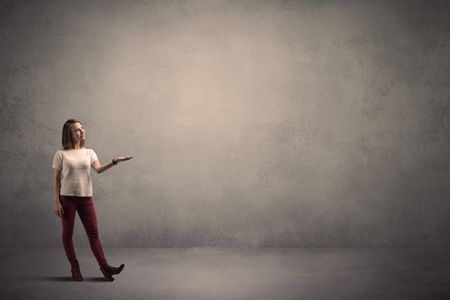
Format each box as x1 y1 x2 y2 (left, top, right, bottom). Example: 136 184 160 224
1 0 449 247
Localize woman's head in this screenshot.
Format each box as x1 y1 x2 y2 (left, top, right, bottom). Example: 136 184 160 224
62 119 86 149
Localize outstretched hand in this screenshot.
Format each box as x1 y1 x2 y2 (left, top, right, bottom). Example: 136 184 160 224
115 156 133 163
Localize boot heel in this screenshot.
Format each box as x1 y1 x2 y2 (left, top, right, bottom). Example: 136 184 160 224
70 260 83 281
71 269 83 281
100 266 114 281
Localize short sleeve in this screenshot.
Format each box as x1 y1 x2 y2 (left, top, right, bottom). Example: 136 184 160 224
89 149 99 164
52 151 62 171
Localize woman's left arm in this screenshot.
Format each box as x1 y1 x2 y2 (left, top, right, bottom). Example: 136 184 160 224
91 156 134 174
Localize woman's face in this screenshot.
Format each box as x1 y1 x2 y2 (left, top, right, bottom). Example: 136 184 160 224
71 122 85 143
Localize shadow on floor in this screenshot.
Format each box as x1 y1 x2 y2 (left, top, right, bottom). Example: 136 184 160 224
27 276 109 282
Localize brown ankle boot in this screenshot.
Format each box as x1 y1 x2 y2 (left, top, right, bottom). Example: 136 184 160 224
70 259 83 281
103 263 125 275
99 263 125 281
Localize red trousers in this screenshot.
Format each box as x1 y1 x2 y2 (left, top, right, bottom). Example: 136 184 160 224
59 195 108 267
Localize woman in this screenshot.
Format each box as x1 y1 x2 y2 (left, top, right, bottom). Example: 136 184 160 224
52 119 133 281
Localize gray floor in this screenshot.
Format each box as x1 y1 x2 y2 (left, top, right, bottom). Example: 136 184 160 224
0 247 449 300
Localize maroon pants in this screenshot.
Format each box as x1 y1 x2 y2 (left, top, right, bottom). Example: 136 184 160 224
59 195 108 267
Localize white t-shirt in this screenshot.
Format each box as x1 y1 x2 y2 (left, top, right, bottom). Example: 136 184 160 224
52 148 99 197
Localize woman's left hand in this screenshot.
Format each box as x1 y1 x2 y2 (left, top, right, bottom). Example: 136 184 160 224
115 156 134 163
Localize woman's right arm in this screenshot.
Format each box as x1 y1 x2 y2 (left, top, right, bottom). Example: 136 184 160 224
53 168 63 217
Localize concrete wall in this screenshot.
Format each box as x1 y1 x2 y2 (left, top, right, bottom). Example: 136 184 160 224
1 0 449 247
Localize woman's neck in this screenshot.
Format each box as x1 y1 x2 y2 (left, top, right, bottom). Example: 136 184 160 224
68 147 84 150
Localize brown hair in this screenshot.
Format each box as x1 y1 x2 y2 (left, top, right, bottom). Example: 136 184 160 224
62 119 85 150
